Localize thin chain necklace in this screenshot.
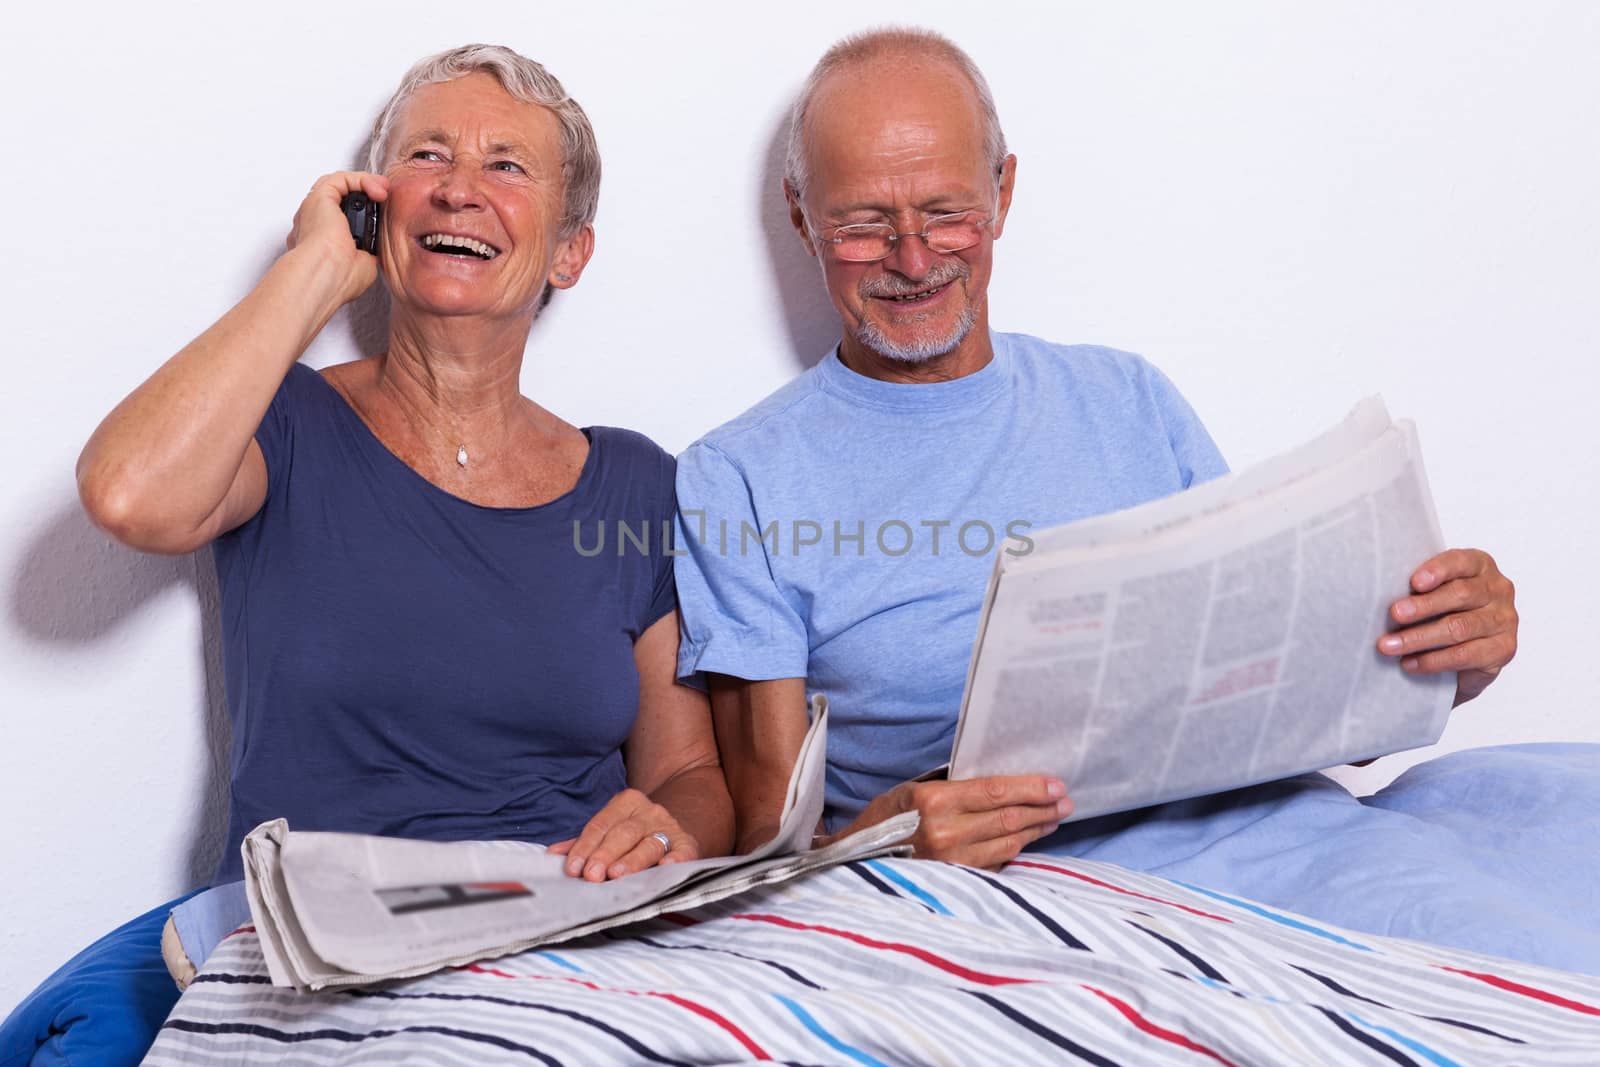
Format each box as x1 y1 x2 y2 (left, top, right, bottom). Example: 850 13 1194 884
371 354 494 470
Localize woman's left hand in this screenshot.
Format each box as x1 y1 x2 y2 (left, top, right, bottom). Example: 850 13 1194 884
549 789 700 881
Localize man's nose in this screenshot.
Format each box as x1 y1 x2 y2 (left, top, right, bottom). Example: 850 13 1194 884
883 229 938 279
432 162 485 211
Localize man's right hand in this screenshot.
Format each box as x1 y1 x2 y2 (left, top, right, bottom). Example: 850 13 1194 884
707 675 1070 868
841 775 1071 869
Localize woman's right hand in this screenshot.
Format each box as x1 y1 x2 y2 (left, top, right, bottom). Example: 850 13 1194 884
285 171 390 308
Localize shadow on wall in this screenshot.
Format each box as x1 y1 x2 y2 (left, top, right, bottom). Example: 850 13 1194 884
3 153 391 896
340 280 391 359
757 107 839 371
10 502 232 890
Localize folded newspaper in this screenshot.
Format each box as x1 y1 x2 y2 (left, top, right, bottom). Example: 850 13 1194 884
244 698 918 991
950 397 1455 820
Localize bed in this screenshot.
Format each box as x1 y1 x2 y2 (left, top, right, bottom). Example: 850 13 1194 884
146 849 1600 1065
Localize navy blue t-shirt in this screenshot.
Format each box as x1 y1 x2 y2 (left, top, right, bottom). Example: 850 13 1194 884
209 363 678 883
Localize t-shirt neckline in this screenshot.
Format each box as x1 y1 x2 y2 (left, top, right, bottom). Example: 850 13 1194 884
306 367 602 515
816 333 1011 414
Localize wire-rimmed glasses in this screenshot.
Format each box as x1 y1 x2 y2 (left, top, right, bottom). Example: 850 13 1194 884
812 208 997 263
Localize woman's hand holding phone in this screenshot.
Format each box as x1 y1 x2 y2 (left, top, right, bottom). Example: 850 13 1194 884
286 171 388 308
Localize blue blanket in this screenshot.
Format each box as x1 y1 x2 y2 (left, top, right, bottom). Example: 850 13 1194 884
1038 743 1600 974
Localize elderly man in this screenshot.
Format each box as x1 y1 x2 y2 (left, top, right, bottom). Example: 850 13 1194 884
666 28 1597 969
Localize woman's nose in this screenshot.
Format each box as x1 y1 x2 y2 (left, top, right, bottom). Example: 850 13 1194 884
432 162 485 211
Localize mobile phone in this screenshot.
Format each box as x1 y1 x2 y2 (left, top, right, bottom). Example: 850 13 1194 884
341 192 380 255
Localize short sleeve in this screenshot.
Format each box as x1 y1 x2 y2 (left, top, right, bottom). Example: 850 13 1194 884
673 441 809 683
639 447 679 635
254 362 315 500
1147 364 1229 486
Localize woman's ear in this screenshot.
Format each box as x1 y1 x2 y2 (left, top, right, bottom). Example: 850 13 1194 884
548 224 597 290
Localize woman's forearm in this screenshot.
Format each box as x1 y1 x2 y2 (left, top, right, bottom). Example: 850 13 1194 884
78 242 358 552
649 763 734 859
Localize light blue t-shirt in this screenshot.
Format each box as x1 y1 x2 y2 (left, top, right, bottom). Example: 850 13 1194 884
674 332 1227 829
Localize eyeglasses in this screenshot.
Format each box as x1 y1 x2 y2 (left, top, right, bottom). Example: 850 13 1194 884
812 209 996 263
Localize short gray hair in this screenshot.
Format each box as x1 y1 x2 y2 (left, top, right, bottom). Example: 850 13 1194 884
365 43 600 237
784 27 1008 198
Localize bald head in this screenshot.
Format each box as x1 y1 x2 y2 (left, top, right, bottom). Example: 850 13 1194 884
779 30 1018 374
785 27 1007 198
799 56 995 224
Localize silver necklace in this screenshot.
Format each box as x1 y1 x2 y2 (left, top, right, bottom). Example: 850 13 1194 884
456 444 469 467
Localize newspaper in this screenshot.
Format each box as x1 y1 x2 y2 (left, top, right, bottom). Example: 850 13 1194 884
949 397 1455 820
243 697 918 991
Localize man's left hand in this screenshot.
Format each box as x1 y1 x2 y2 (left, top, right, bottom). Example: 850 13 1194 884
1378 548 1518 706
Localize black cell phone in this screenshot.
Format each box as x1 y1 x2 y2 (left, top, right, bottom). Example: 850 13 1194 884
341 192 380 255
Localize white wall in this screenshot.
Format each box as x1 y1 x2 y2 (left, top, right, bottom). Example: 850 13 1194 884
2 1 1595 1012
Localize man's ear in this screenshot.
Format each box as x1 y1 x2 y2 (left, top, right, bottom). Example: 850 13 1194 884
784 180 819 258
990 155 1018 241
548 224 597 290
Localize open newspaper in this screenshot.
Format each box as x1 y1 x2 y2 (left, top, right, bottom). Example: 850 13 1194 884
244 698 918 991
949 397 1454 820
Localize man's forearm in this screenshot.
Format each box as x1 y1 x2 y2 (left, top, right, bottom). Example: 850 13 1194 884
709 675 809 853
726 747 798 854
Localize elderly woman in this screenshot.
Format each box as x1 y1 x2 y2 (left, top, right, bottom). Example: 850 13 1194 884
1 44 730 1066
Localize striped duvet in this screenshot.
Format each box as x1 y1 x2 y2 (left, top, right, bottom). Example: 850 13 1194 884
146 854 1600 1065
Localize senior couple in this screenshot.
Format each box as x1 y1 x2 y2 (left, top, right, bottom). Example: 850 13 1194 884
2 29 1557 1067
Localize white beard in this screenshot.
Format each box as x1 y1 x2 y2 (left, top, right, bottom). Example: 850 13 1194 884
854 303 978 364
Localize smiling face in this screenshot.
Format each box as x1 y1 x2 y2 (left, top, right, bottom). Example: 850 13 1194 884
790 56 1015 369
378 72 592 324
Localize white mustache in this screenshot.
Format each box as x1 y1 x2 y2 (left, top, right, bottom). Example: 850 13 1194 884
859 260 969 299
